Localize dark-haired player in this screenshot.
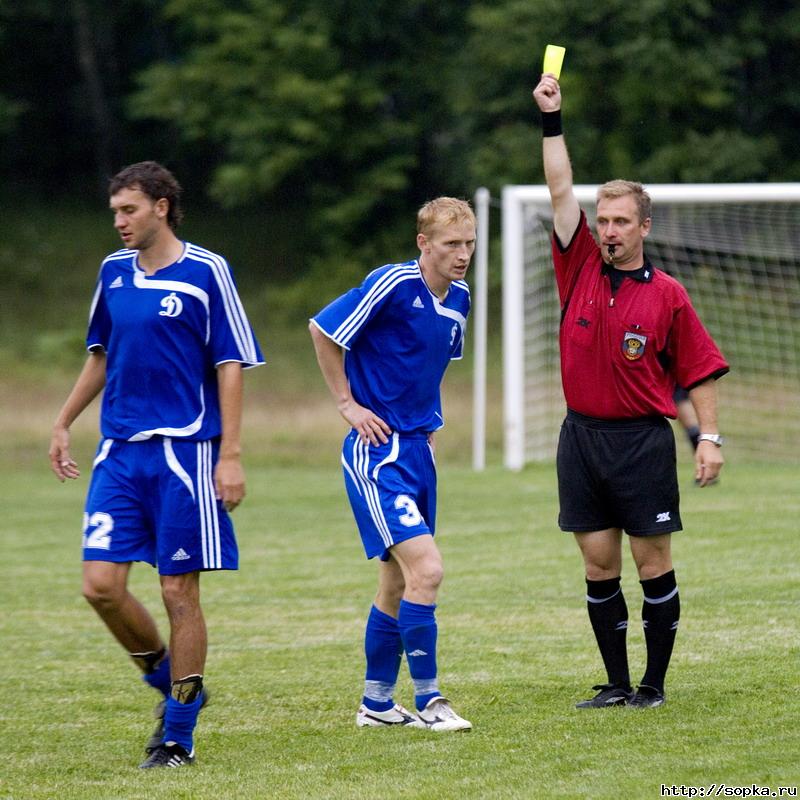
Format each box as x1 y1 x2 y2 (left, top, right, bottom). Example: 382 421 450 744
50 161 264 766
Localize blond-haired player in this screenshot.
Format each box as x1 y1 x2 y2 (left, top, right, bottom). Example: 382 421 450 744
309 197 475 731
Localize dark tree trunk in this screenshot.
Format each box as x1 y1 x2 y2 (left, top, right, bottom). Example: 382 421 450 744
71 0 117 188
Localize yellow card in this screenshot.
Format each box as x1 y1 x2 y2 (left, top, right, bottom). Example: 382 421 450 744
543 44 566 79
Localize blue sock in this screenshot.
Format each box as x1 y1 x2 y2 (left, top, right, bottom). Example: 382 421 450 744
142 653 171 697
362 605 403 712
162 694 203 753
398 599 439 711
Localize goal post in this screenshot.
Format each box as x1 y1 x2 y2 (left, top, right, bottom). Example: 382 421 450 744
502 183 800 470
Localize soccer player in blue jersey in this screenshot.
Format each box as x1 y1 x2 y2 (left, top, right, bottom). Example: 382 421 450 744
309 197 475 732
49 161 264 768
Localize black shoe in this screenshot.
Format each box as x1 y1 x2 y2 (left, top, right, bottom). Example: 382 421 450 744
629 684 666 708
575 683 632 708
145 689 210 753
139 742 195 768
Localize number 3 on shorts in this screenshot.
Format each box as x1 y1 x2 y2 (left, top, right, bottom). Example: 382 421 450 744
394 494 422 527
83 511 114 550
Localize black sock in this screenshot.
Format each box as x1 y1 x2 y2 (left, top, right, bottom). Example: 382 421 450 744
586 577 631 690
640 570 680 693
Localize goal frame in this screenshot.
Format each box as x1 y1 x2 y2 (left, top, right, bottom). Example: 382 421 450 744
501 182 800 470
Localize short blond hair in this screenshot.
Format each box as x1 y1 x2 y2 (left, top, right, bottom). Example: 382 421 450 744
417 196 476 238
597 180 651 223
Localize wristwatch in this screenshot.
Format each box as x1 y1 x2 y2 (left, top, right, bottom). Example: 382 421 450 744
698 433 724 446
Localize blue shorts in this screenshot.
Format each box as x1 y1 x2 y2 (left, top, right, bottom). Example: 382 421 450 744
341 430 437 561
83 437 238 575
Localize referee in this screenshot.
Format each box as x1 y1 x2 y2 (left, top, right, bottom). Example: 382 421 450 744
533 74 729 708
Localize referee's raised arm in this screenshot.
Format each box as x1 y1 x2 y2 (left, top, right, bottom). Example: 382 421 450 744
533 73 580 245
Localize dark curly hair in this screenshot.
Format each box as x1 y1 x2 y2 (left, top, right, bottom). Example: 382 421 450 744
108 161 184 230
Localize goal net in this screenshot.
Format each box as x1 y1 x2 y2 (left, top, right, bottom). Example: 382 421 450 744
502 184 800 469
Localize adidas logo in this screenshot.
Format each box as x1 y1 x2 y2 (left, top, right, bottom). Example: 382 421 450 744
109 276 123 289
412 296 424 309
171 548 191 561
408 649 428 657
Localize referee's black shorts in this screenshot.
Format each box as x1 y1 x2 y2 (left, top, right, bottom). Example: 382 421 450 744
556 409 682 537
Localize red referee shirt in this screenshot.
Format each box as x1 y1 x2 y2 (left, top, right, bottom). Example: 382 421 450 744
553 213 729 419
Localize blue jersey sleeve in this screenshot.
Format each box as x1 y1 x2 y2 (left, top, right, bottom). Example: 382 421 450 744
86 273 111 352
207 258 265 367
312 262 418 349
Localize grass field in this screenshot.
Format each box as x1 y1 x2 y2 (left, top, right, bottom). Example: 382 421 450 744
2 189 797 797
1 424 798 798
0 309 797 799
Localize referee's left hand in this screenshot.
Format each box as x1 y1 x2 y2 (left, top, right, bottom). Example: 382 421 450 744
694 441 724 487
215 456 246 511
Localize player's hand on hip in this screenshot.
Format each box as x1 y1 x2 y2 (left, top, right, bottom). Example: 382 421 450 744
533 74 561 112
214 456 246 511
694 441 724 487
49 426 80 482
340 400 392 446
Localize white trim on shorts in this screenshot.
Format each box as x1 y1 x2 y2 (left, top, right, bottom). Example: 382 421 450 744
341 454 362 496
93 438 114 467
161 437 222 569
351 436 395 551
196 440 222 569
163 437 196 501
371 432 400 480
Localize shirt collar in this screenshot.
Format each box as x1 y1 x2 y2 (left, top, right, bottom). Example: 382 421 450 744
601 253 654 283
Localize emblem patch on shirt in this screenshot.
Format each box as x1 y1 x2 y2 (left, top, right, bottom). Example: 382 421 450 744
622 332 647 360
159 291 184 318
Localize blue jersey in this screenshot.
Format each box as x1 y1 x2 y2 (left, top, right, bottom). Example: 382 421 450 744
87 243 264 441
311 260 470 433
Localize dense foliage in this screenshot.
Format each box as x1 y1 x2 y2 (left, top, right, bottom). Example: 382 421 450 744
2 0 799 276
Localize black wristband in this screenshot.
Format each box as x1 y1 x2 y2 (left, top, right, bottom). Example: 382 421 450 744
541 109 562 137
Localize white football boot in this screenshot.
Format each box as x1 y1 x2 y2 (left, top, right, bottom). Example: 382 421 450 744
356 703 425 728
416 697 472 731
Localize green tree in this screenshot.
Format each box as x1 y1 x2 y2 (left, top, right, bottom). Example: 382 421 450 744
0 0 176 193
129 0 473 271
3 0 799 298
459 0 800 190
